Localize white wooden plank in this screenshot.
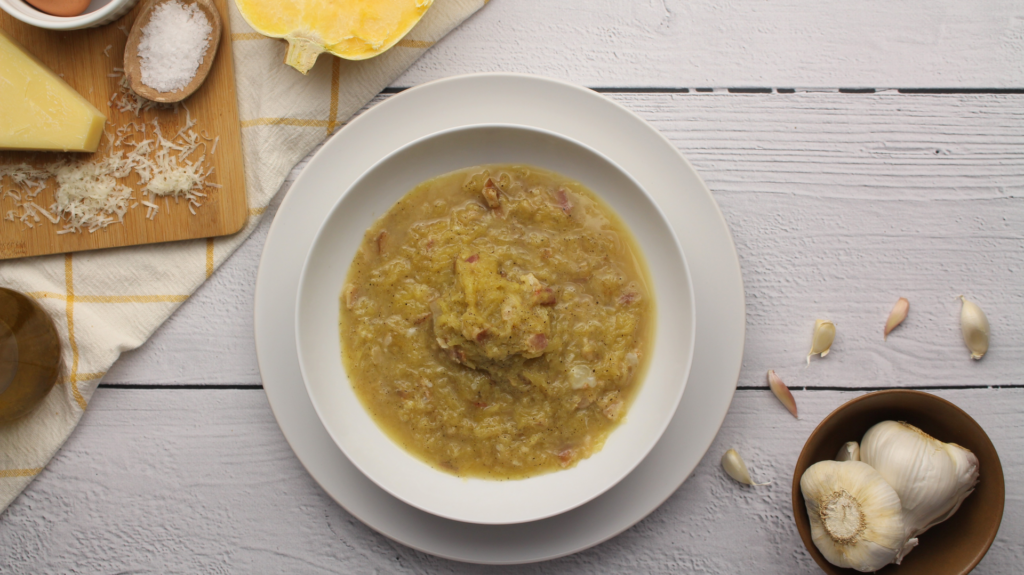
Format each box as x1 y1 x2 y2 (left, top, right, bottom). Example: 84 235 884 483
0 388 1019 572
393 0 1024 88
105 92 1024 387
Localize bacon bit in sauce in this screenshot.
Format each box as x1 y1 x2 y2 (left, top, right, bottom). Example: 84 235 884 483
473 401 488 409
474 328 490 342
482 178 502 209
448 345 468 365
537 287 556 306
465 253 479 263
541 248 553 259
618 291 639 305
556 447 574 467
555 187 574 215
522 273 556 306
412 312 432 325
527 333 548 353
376 230 388 254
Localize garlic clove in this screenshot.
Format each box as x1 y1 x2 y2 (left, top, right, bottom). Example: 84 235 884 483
861 420 980 563
721 448 769 486
807 319 836 365
767 370 798 418
959 295 990 360
800 460 906 572
884 297 909 340
836 441 860 462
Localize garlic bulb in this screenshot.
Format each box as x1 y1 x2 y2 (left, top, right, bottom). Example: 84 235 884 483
959 295 990 359
836 441 860 462
800 460 906 572
861 420 980 562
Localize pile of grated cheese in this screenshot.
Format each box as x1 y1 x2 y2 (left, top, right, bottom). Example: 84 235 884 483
1 81 219 233
109 72 161 117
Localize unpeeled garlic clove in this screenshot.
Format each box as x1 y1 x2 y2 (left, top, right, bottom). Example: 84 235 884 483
959 295 990 360
807 319 836 365
721 448 769 486
836 441 860 462
767 369 798 418
884 297 909 340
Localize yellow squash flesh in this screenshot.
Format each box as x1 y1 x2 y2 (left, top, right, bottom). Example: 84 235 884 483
234 0 433 74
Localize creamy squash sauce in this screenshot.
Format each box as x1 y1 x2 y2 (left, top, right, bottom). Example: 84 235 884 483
340 164 653 479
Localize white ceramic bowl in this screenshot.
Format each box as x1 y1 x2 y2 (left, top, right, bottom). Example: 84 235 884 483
0 0 138 30
295 124 695 525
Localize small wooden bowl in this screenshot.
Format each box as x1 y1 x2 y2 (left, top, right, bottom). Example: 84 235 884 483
123 0 221 103
792 390 1004 575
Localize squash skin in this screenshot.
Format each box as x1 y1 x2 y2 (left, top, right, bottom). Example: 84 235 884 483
234 0 434 74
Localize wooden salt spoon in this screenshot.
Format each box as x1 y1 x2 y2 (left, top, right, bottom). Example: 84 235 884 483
123 0 222 103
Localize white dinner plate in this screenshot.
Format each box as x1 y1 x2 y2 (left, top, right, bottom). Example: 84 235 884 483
254 73 745 564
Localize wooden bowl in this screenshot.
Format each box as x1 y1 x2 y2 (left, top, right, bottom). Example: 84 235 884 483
123 0 222 103
792 390 1004 575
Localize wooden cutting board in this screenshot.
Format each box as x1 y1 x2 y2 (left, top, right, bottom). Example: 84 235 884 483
0 0 246 260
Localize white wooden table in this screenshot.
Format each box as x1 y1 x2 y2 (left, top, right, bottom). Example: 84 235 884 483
3 1 1023 572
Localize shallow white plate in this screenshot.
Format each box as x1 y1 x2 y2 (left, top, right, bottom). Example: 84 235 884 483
255 73 745 564
295 125 694 525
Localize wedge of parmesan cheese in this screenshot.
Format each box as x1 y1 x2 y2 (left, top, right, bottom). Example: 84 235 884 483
0 29 107 152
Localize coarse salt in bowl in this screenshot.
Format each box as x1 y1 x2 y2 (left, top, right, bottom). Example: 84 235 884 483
295 124 696 525
136 0 212 92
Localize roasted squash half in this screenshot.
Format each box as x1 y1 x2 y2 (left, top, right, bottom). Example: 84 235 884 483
234 0 433 74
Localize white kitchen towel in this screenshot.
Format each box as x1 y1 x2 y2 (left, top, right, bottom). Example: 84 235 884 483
0 0 488 515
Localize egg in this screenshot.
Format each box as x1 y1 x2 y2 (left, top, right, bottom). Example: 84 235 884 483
25 0 91 17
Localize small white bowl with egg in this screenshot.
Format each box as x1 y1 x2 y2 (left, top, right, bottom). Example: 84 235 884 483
0 0 139 30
